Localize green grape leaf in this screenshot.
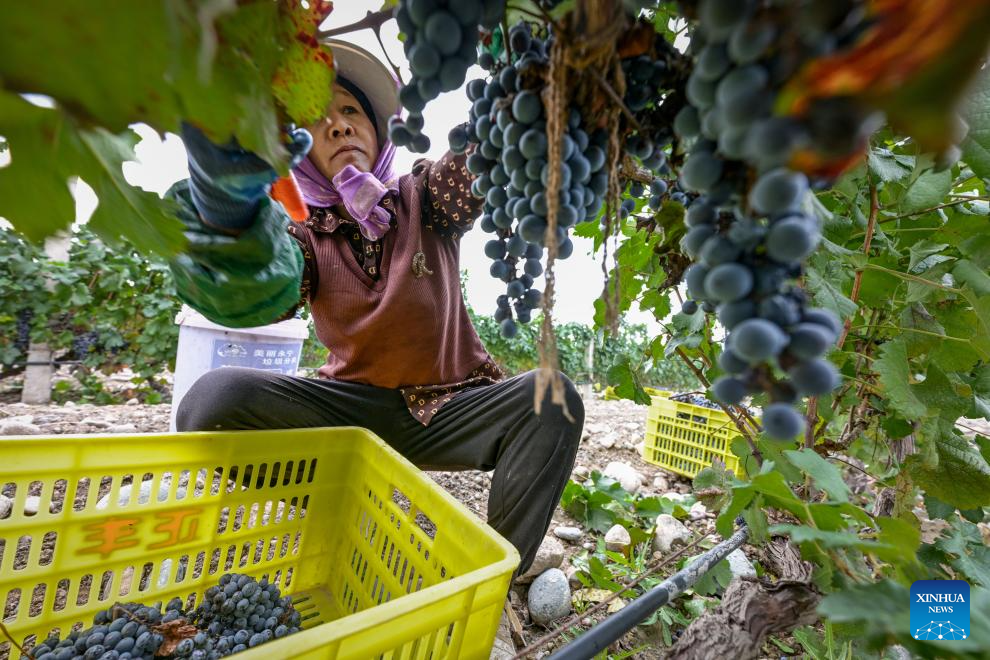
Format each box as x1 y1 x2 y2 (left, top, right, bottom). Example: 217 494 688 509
0 93 185 254
818 581 911 642
898 303 946 357
952 259 990 296
977 435 990 465
783 449 850 503
914 365 972 422
741 496 769 545
900 167 953 213
690 555 734 596
867 149 913 183
906 421 990 510
907 241 951 272
936 518 990 588
961 68 990 179
606 356 652 405
924 494 956 521
769 524 861 548
874 339 928 420
805 255 858 319
0 1 333 252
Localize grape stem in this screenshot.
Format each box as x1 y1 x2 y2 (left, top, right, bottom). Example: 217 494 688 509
675 347 764 466
806 181 880 448
873 194 990 227
506 3 565 34
318 8 395 39
589 68 642 132
620 156 655 184
0 621 32 659
317 8 404 84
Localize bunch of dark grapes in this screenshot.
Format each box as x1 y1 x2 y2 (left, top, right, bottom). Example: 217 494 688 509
25 602 165 660
20 574 300 660
390 0 505 152
669 391 721 411
673 0 876 441
72 331 100 360
451 21 613 338
620 53 675 172
190 573 301 655
15 308 32 353
619 177 673 220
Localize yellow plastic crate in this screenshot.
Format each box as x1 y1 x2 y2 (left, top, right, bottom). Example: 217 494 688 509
0 427 518 659
641 394 748 479
603 386 668 402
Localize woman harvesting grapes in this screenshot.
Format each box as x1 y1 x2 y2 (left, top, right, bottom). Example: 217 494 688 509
169 39 584 579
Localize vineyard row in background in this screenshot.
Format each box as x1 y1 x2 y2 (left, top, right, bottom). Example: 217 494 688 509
0 226 697 404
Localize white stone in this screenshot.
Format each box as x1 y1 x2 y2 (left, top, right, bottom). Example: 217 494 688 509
0 421 41 435
583 422 607 436
725 549 756 580
689 501 708 521
623 422 640 432
595 432 618 449
571 465 590 481
553 526 583 543
652 475 669 491
514 536 565 583
660 491 690 504
653 514 692 553
126 398 140 406
24 495 41 515
64 401 76 407
96 478 193 510
604 524 631 553
0 494 12 518
108 423 138 434
81 417 110 428
527 569 571 625
603 461 643 494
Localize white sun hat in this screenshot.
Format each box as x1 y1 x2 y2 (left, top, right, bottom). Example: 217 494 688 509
323 39 401 148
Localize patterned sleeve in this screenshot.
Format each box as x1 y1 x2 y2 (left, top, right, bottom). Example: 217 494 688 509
422 147 483 239
270 222 320 322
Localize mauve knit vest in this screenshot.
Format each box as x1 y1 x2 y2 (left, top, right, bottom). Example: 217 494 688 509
304 161 492 388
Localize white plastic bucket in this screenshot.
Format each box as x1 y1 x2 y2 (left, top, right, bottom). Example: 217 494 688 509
169 305 310 431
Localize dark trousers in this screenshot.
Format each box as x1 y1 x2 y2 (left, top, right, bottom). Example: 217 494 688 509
175 367 584 578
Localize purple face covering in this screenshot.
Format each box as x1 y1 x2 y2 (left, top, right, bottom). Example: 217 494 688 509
293 139 398 241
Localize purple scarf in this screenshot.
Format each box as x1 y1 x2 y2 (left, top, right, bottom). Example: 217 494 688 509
293 141 398 241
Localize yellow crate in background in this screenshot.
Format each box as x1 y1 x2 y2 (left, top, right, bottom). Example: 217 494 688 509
603 385 669 401
641 394 749 479
0 427 518 659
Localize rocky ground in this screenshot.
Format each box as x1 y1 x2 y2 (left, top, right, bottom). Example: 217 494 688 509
4 392 987 659
0 393 723 659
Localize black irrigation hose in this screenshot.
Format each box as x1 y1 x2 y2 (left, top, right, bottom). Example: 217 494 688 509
548 518 750 659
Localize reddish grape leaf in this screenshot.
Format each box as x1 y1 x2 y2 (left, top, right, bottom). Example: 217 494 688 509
780 0 990 155
272 1 336 128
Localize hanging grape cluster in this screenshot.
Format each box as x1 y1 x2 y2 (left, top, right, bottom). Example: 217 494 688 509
449 21 616 338
673 0 877 440
390 0 505 152
452 17 682 338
